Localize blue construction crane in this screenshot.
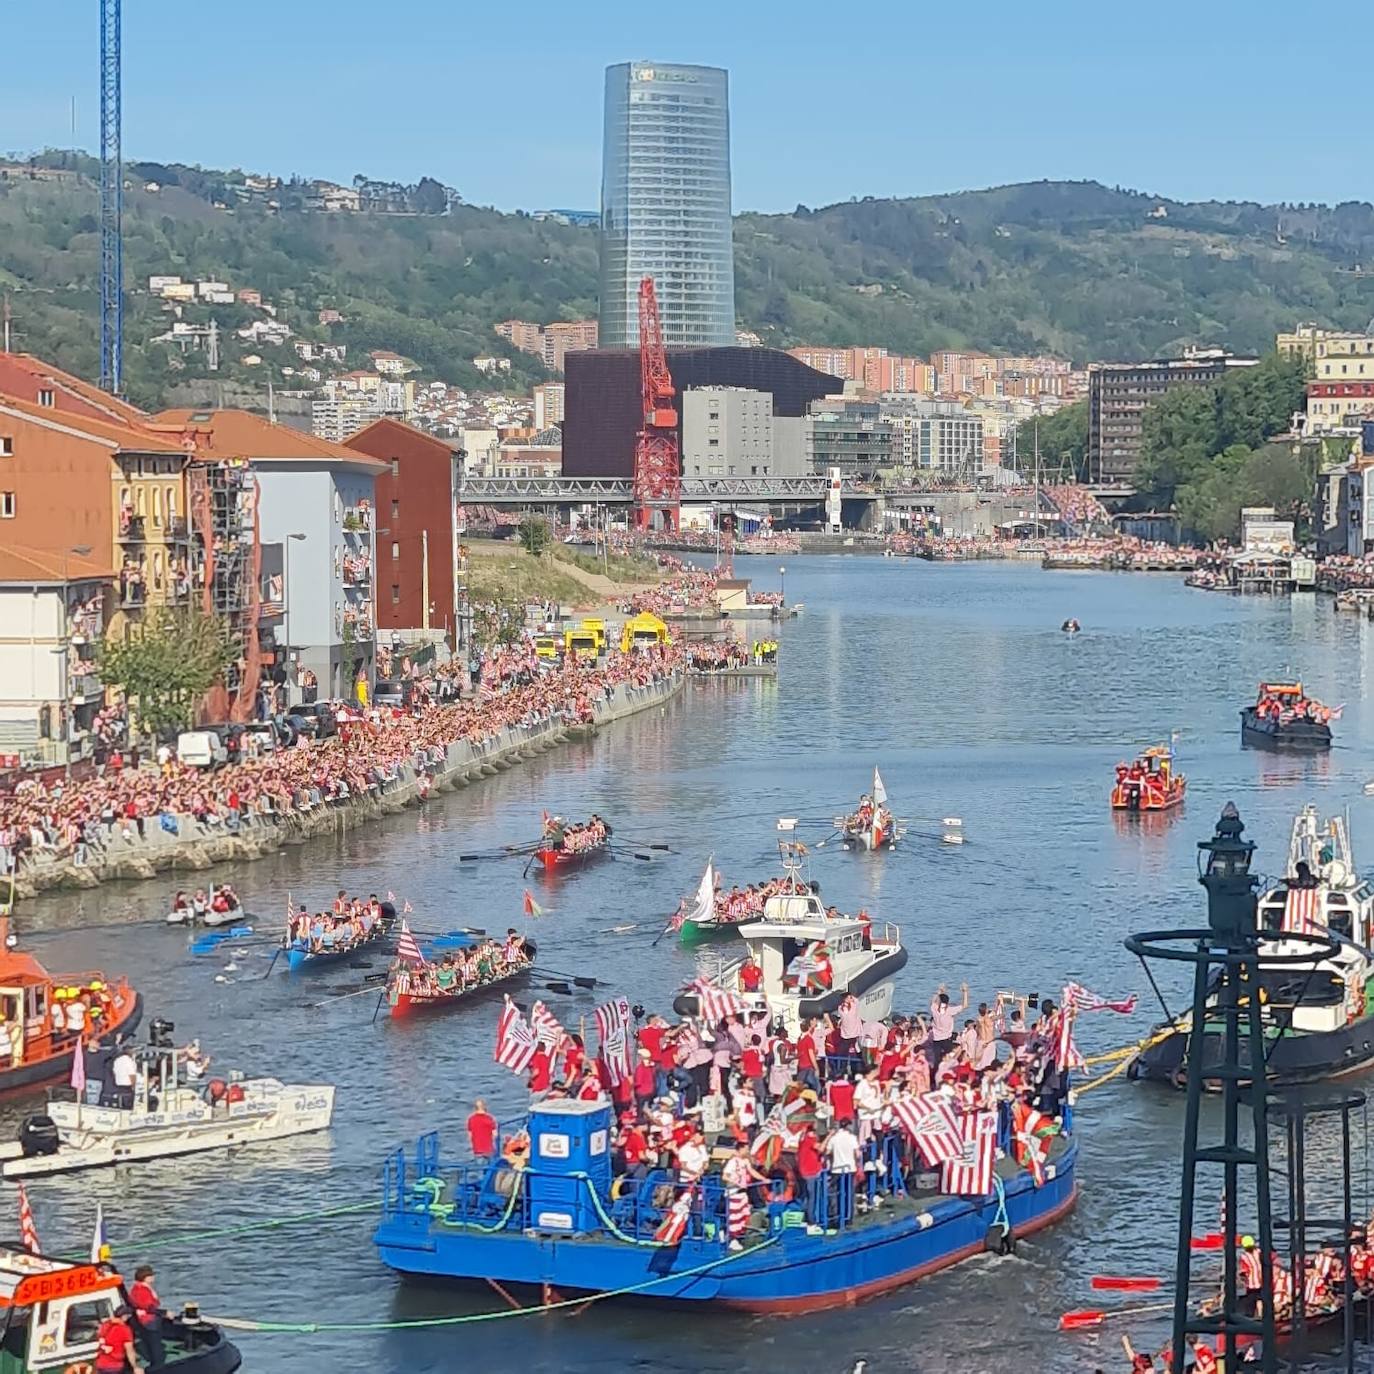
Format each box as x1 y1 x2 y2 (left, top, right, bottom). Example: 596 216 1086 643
99 0 122 394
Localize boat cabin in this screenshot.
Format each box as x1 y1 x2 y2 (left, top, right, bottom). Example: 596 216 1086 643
1254 808 1373 1034
0 1250 124 1374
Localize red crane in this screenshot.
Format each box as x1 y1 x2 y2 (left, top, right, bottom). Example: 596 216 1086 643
633 276 680 531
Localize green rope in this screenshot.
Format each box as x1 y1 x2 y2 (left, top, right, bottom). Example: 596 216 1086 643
128 1200 380 1254
211 1234 781 1334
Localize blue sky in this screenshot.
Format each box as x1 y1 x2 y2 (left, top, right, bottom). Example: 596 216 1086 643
1 0 1367 214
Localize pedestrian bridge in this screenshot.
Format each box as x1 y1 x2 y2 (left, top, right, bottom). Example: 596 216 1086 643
459 476 848 504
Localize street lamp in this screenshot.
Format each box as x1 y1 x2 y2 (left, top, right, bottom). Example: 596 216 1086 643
778 564 786 610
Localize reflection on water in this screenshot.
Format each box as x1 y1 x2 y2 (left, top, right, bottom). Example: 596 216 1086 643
15 558 1374 1371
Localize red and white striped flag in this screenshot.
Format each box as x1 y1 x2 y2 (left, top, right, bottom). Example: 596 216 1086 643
395 921 426 966
16 1183 39 1256
530 1000 565 1050
1062 982 1138 1015
1283 888 1323 937
595 997 634 1086
688 978 749 1024
1054 1008 1085 1073
494 996 537 1075
940 1110 998 1198
891 1091 964 1166
654 1185 696 1245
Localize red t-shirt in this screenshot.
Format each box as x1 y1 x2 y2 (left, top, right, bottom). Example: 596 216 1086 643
797 1036 818 1071
129 1280 159 1326
622 1127 648 1165
827 1080 855 1120
740 964 762 992
633 1063 656 1097
96 1317 134 1372
638 1025 664 1058
741 1047 764 1079
796 1132 824 1179
527 1050 552 1093
466 1110 497 1156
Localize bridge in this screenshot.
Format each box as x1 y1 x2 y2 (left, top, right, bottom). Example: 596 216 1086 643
459 476 846 504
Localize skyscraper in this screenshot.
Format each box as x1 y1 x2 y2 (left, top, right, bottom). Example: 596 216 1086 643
599 61 735 349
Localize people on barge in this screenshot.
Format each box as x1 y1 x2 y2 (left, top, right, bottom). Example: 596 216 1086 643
482 976 1074 1250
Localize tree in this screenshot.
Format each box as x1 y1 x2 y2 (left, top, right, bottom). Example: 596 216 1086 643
1175 442 1310 543
517 516 552 557
96 607 236 738
412 176 448 216
1018 400 1087 479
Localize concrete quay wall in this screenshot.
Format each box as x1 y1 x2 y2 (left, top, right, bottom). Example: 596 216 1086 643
14 672 683 899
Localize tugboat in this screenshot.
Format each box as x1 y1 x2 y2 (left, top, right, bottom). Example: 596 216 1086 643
1128 805 1374 1087
837 769 897 851
1111 743 1186 812
534 814 610 871
0 1248 240 1374
1240 681 1334 750
673 840 907 1032
0 917 141 1093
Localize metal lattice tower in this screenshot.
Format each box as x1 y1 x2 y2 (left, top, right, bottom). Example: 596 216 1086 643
99 0 123 394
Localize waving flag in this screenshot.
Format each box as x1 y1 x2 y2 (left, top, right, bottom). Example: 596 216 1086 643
594 997 634 1085
395 920 427 967
523 889 546 919
891 1092 963 1166
940 1110 997 1198
70 1037 86 1097
654 1185 696 1245
494 996 537 1075
1012 1100 1059 1187
670 858 715 934
688 977 750 1024
1283 888 1323 937
872 767 887 808
16 1184 39 1256
1062 983 1138 1015
530 1000 565 1050
91 1202 110 1263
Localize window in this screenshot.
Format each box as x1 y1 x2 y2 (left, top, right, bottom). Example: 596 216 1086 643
390 458 399 477
37 389 54 408
391 541 400 560
0 437 11 456
0 492 13 518
391 584 400 605
708 438 719 447
391 499 399 521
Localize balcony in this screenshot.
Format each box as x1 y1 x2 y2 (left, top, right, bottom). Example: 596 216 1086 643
119 515 190 544
68 669 103 705
343 505 373 535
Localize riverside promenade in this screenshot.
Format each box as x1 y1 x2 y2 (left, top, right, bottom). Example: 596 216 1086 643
12 672 683 900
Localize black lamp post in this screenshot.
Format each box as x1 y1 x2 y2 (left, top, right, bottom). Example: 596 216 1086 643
1198 801 1257 941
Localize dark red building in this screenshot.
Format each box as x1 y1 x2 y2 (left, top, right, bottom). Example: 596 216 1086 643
563 346 841 477
344 418 459 639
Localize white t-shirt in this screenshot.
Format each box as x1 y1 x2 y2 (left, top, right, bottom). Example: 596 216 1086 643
112 1053 137 1088
826 1127 861 1173
676 1140 710 1179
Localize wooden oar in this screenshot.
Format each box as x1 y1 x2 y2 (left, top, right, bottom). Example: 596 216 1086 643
260 948 282 979
371 986 388 1023
310 984 385 1009
1060 1300 1172 1330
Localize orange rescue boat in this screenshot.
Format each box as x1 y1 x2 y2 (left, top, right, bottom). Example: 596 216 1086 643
1111 744 1186 813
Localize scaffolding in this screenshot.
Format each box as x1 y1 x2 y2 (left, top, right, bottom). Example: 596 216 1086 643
188 459 262 723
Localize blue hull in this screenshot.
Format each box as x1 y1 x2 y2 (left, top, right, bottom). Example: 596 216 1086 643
284 938 381 974
374 1143 1077 1313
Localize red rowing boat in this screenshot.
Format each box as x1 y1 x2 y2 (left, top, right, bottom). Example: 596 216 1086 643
387 939 536 1019
535 815 611 870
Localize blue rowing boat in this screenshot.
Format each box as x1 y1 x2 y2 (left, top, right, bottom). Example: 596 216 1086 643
373 1098 1077 1312
281 902 395 974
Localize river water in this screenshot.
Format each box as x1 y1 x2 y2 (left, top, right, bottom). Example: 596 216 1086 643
16 555 1374 1373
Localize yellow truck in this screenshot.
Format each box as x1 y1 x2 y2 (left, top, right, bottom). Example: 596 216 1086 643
579 618 607 652
533 635 561 661
619 611 671 653
564 627 600 661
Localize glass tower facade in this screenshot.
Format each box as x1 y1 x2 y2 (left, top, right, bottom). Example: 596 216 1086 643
600 61 735 349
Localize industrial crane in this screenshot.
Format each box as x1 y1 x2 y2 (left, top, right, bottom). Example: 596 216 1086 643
99 0 123 394
632 276 680 531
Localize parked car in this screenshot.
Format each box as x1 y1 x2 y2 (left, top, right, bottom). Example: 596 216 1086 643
176 730 227 768
286 702 337 741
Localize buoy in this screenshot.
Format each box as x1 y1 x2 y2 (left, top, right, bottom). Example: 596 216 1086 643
941 817 963 828
1364 781 1374 796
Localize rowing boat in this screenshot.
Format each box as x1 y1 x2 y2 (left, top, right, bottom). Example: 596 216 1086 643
282 901 396 974
387 937 537 1018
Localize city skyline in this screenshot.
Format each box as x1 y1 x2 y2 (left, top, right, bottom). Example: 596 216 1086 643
4 0 1374 216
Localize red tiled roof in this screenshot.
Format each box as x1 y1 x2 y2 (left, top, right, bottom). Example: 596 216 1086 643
152 409 386 470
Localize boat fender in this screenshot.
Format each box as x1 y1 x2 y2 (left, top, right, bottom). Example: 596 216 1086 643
225 1083 245 1104
984 1222 1015 1256
64 1363 95 1374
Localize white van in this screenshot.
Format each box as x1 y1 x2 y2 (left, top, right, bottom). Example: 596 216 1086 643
177 730 227 768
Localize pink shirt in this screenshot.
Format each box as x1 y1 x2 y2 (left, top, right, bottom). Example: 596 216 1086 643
930 998 955 1039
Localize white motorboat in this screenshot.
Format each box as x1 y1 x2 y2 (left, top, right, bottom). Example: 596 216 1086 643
166 897 245 927
675 834 907 1033
0 1038 334 1178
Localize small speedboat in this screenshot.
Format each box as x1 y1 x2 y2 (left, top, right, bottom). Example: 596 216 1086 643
1111 744 1186 812
0 1034 334 1178
1061 619 1081 634
167 903 245 928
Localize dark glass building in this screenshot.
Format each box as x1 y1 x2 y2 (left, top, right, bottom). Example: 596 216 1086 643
563 347 842 478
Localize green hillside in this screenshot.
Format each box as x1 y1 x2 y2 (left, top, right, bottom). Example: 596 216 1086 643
4 153 1374 408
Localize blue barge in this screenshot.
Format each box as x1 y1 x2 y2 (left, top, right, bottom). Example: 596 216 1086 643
373 1099 1078 1313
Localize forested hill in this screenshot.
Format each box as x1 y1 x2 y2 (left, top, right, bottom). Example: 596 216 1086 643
3 154 1374 408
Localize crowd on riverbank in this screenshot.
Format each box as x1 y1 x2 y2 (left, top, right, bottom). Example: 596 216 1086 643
0 642 682 878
